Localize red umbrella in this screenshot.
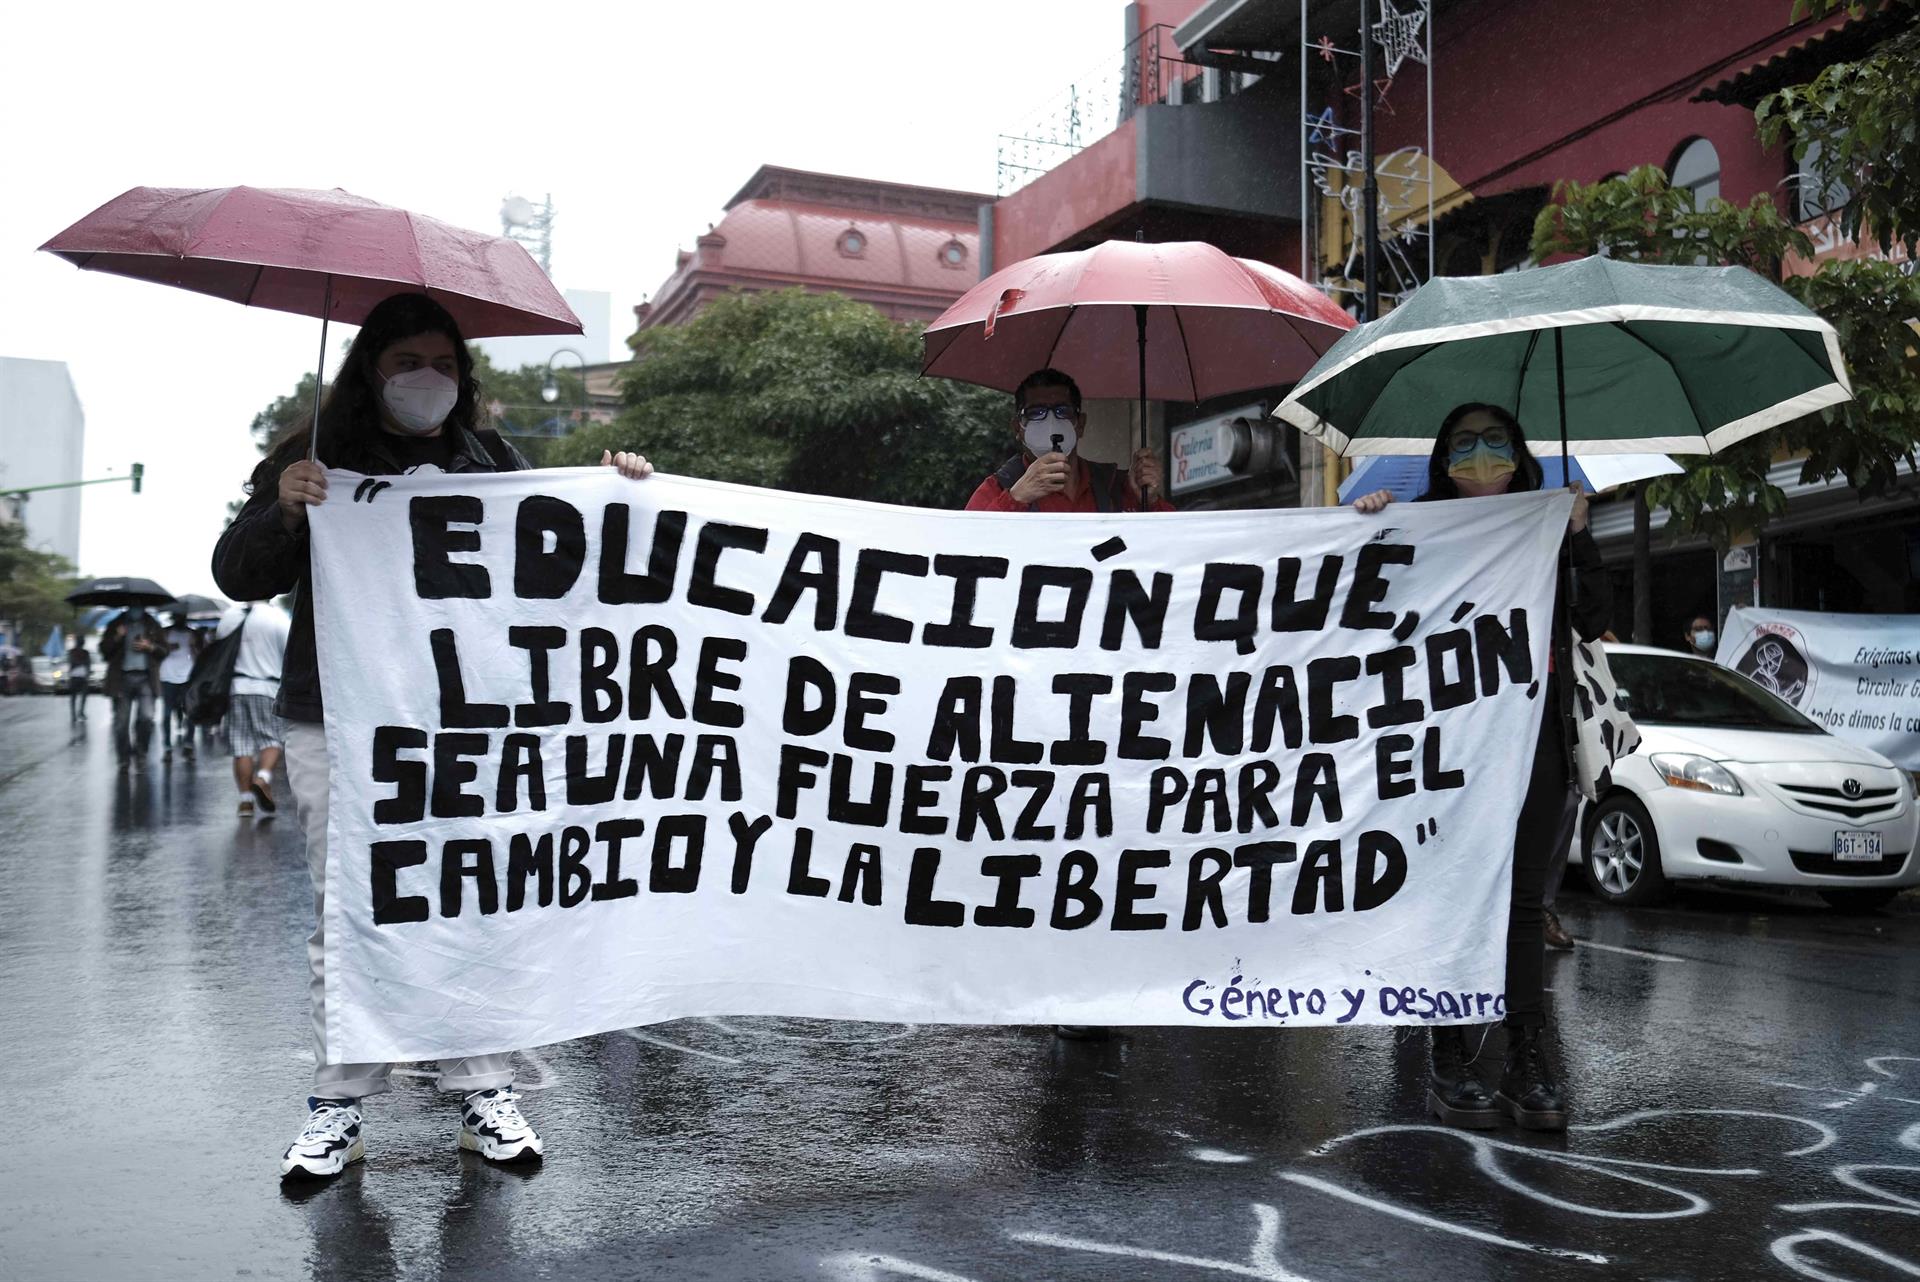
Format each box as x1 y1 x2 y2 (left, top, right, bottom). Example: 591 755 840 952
922 240 1353 503
41 185 581 458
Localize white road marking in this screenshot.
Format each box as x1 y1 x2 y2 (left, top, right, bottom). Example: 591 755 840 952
1279 1172 1608 1264
1571 1108 1838 1157
619 1028 742 1064
1188 1147 1255 1164
1012 1202 1309 1282
516 1048 560 1091
1574 939 1687 962
702 1016 919 1044
1770 1228 1920 1281
819 1253 983 1282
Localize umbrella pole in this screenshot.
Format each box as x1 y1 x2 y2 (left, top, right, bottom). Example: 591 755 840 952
305 274 333 464
1554 326 1577 788
1134 303 1152 510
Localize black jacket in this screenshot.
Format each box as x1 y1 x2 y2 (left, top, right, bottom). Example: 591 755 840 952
211 426 530 724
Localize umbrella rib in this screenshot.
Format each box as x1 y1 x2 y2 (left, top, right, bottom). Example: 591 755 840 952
242 263 266 307
1514 329 1543 409
1039 305 1076 373
1170 305 1199 402
1607 321 1706 449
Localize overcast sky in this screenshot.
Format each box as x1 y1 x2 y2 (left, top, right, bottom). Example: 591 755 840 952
0 0 1119 600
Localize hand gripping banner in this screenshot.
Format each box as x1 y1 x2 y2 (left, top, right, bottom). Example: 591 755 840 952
310 470 1571 1062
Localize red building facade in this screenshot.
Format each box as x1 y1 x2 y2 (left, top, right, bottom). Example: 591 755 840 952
991 0 1917 621
634 166 989 335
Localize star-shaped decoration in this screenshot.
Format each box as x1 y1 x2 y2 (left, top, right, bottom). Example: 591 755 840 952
1344 75 1396 115
1371 0 1428 76
1307 105 1335 144
1316 34 1337 62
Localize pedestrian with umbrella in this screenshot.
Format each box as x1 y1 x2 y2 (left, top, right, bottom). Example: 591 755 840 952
926 238 1352 1038
1277 255 1853 1133
926 239 1354 516
68 577 175 767
45 186 655 1180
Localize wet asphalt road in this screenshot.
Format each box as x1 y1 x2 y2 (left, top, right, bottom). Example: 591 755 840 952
2 694 1917 1282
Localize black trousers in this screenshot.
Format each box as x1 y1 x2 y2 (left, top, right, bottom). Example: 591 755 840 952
1507 677 1573 1027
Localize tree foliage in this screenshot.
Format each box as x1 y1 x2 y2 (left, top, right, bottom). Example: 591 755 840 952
0 522 79 651
1755 0 1920 260
1532 164 1920 547
549 289 1009 509
245 351 583 467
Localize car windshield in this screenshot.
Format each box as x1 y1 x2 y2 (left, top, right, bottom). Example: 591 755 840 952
1608 651 1824 733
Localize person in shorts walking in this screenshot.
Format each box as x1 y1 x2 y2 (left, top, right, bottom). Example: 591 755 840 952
214 600 291 817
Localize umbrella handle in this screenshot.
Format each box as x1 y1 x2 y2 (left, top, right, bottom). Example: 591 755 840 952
306 274 332 464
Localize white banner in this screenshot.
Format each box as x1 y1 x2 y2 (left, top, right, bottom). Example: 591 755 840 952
309 470 1569 1063
1716 607 1920 770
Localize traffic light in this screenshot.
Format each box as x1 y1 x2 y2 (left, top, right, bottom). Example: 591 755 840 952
130 462 143 494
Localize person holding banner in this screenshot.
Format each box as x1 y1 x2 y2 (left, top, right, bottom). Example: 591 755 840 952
1352 402 1609 1132
212 291 653 1180
966 367 1170 1041
964 368 1174 515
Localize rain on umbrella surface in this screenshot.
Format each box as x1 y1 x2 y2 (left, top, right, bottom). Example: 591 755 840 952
41 185 583 458
1274 256 1851 459
1337 452 1684 503
66 577 175 608
923 240 1354 501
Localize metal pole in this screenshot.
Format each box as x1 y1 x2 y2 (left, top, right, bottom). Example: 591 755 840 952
1555 324 1576 785
1425 0 1434 280
1360 0 1380 320
1300 0 1310 281
305 275 332 464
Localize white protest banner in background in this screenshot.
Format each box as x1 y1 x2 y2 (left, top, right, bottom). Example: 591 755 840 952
309 471 1570 1064
1716 607 1920 770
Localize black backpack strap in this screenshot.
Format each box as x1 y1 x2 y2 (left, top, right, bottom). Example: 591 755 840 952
992 454 1027 493
1085 460 1129 514
472 427 520 472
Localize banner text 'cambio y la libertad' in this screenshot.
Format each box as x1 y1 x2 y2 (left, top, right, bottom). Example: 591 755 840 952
310 470 1570 1063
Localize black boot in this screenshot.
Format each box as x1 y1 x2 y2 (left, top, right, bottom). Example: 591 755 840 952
1427 1026 1499 1129
1496 1023 1568 1131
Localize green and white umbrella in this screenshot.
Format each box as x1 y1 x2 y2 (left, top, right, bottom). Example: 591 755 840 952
1274 256 1852 456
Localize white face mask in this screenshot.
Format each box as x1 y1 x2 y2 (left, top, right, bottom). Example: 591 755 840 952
1022 419 1078 458
380 367 460 435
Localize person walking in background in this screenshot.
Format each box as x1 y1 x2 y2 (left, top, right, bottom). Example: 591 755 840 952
157 610 199 762
66 633 92 723
101 607 163 767
214 600 290 818
1352 402 1610 1133
213 290 653 1180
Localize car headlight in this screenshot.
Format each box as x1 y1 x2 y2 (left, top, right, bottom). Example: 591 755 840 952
1650 753 1744 796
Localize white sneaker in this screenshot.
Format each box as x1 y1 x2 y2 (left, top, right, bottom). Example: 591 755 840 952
458 1087 543 1162
280 1097 364 1179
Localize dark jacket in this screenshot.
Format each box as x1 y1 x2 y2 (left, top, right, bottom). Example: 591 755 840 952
100 611 162 698
211 426 530 723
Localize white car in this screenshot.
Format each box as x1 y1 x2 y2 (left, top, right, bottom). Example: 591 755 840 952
1577 643 1920 913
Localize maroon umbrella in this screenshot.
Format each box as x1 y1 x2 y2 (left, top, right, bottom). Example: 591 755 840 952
922 240 1354 503
41 185 581 457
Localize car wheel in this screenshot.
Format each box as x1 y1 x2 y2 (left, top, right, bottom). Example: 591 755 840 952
1817 888 1902 914
1584 794 1667 906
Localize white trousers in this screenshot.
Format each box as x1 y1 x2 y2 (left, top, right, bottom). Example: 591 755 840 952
284 722 516 1099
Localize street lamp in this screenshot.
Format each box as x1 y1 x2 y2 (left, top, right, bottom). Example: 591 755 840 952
541 347 588 418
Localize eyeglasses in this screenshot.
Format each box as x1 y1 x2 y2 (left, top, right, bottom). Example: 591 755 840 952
1019 404 1077 423
1448 426 1512 453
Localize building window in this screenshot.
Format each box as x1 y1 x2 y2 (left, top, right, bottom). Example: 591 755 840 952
1670 137 1721 209
939 240 968 269
1794 137 1851 222
838 228 867 257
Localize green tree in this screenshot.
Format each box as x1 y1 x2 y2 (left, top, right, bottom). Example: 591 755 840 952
0 522 79 652
1533 164 1920 539
548 289 1009 509
1755 0 1920 260
244 352 584 468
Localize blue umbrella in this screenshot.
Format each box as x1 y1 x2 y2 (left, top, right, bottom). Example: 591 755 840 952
43 626 65 659
1337 451 1682 503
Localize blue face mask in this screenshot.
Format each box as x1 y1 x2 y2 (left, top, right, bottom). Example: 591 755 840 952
1447 439 1516 485
1693 629 1716 651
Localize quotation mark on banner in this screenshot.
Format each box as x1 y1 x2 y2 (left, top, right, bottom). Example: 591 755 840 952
353 478 392 503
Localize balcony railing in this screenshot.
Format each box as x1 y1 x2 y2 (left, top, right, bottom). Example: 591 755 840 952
994 25 1200 197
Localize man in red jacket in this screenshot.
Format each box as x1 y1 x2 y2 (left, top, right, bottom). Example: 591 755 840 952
966 369 1171 1043
965 368 1174 514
